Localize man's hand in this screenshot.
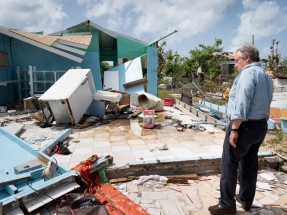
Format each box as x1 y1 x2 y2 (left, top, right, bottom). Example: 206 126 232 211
229 131 238 148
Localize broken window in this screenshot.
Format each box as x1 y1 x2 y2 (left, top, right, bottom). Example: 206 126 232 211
0 51 9 67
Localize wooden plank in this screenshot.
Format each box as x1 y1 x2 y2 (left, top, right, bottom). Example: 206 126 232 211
57 39 88 49
109 174 198 183
4 185 18 195
51 42 86 55
123 78 147 89
270 107 281 118
0 27 83 63
280 108 287 118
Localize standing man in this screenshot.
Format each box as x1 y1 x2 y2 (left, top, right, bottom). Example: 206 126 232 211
209 44 273 214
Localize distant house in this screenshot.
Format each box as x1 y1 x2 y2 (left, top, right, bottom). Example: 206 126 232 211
0 20 158 106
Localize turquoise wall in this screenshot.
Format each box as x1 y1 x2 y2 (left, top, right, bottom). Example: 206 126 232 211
117 36 146 58
0 33 15 105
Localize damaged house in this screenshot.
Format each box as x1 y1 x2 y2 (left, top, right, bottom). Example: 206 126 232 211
0 20 158 109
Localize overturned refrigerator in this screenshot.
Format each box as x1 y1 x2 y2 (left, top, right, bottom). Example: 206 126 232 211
39 69 96 125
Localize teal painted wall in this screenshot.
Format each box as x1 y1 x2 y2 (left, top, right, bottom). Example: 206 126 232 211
117 36 146 58
0 34 15 105
86 30 99 52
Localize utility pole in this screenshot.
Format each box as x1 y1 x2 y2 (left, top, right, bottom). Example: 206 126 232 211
252 35 254 45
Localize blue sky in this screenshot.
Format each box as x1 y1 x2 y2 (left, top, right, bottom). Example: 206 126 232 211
1 0 287 59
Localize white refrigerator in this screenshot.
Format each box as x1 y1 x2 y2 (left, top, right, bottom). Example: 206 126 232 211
40 69 95 125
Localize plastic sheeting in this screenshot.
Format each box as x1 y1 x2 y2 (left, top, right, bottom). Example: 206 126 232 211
71 155 149 215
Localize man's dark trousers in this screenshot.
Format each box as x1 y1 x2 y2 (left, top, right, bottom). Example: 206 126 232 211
219 120 268 208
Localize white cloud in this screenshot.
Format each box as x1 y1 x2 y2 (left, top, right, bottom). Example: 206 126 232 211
0 0 67 34
78 0 235 43
230 0 287 52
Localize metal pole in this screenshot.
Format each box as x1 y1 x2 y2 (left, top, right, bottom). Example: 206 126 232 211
252 35 254 45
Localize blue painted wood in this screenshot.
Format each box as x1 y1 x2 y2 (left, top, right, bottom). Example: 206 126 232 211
4 185 18 195
147 47 158 96
40 129 71 155
0 127 76 212
107 57 144 92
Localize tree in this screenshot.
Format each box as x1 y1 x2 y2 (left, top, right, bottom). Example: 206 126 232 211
100 61 112 77
157 41 185 82
188 38 228 78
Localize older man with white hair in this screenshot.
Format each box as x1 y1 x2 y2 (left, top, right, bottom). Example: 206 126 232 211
209 44 273 215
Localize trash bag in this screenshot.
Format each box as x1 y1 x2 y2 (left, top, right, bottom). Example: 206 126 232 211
56 193 109 215
71 155 150 215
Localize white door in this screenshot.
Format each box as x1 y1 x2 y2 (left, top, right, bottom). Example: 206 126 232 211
104 71 119 90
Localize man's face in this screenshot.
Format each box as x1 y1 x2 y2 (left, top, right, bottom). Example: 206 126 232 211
234 51 250 71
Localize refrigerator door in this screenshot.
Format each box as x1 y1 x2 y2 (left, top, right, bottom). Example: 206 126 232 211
67 76 93 124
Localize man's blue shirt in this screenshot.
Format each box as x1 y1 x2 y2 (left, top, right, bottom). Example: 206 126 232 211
228 62 273 121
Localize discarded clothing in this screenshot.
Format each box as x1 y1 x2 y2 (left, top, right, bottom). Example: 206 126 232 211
131 175 168 188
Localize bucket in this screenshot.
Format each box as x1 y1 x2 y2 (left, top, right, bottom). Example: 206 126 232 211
138 92 164 111
143 110 155 129
0 106 7 113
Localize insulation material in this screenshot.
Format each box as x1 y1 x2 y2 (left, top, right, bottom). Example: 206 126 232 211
93 91 122 103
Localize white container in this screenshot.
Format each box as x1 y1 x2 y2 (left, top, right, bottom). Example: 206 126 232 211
0 106 7 113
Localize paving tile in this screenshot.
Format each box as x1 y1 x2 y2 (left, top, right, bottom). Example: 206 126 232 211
272 207 287 215
203 145 223 153
78 138 94 143
179 141 200 147
144 139 163 145
158 137 179 144
79 133 94 138
147 208 162 215
162 142 185 148
127 139 146 145
70 154 92 162
142 191 163 200
127 192 138 201
130 145 150 151
138 186 155 192
254 191 264 200
74 142 94 148
94 137 110 142
134 197 141 204
94 132 109 138
156 155 177 160
263 191 280 201
126 183 139 193
110 157 134 167
110 140 129 146
52 154 71 163
197 187 218 210
133 149 155 158
113 150 135 159
73 147 94 155
169 147 195 158
160 199 181 215
135 156 157 162
278 194 287 207
141 199 155 204
110 136 126 141
258 208 275 214
112 145 131 152
93 146 112 154
93 141 111 147
259 196 277 205
67 161 81 169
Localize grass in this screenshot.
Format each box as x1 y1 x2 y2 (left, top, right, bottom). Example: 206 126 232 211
262 130 287 158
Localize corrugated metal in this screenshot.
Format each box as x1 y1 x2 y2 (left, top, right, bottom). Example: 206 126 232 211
147 47 158 96
11 38 102 96
0 33 15 105
107 57 144 92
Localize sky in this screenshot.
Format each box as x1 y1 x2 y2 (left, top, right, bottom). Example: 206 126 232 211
1 0 287 59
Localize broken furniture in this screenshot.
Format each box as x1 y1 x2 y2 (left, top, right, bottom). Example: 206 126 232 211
40 69 95 125
0 128 79 214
